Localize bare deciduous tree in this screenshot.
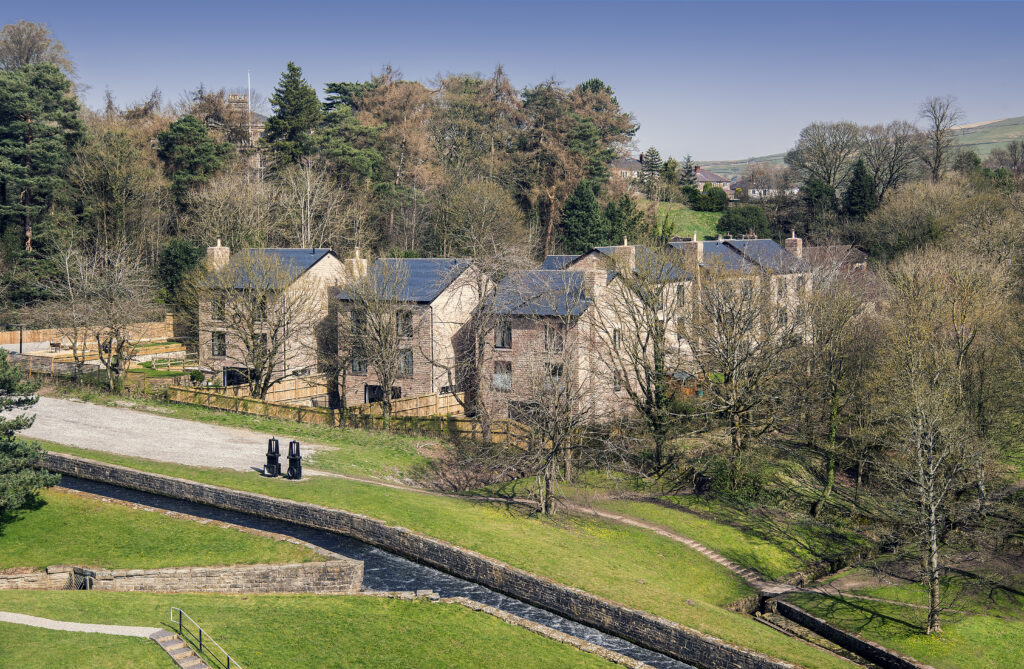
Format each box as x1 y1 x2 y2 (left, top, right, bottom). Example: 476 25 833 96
861 120 921 202
784 121 862 189
277 156 345 249
917 96 964 182
204 251 325 399
0 20 75 77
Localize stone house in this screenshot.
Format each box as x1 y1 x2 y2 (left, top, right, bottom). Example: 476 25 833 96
694 166 732 194
337 257 481 406
502 236 810 421
199 243 360 387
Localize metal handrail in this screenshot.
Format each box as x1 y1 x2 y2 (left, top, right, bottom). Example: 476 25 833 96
169 607 243 669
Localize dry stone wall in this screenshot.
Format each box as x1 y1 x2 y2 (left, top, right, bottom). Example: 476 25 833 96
0 561 360 595
43 452 793 669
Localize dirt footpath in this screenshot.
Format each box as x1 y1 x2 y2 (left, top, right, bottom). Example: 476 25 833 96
19 396 327 471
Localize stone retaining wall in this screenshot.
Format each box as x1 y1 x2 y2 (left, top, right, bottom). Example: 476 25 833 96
43 453 793 669
1 561 361 595
0 566 76 590
773 600 935 669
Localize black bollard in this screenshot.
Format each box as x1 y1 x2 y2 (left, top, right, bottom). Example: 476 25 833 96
286 440 302 480
263 437 281 477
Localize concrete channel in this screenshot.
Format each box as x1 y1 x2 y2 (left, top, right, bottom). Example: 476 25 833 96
60 476 693 669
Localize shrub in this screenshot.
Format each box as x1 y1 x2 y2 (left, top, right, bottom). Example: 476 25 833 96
718 204 770 238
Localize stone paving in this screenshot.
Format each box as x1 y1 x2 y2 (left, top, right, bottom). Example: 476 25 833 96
21 396 328 471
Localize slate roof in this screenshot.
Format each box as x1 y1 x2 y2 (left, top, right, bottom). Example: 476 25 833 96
233 248 336 288
695 169 729 183
667 239 806 274
337 257 471 304
541 255 579 270
490 270 592 317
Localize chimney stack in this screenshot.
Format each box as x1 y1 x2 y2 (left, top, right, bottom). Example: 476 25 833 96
784 230 803 259
682 232 704 268
206 238 230 271
345 247 369 280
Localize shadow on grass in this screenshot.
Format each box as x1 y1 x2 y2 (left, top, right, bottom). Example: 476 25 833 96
0 493 48 539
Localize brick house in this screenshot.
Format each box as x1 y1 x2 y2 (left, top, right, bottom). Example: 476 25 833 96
199 243 357 387
337 258 481 406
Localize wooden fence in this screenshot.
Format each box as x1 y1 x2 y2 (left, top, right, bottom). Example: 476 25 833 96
0 315 177 347
8 352 100 377
352 391 466 417
164 386 531 447
196 375 330 404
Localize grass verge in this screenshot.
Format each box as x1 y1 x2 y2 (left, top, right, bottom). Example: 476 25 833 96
786 592 1024 669
0 622 173 668
41 442 854 669
0 591 613 668
657 201 722 239
0 488 319 570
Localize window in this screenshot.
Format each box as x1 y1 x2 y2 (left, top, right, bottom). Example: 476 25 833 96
777 308 788 327
397 310 413 338
613 370 623 392
797 277 808 294
545 362 564 381
776 278 787 301
544 324 564 352
397 349 414 378
351 349 367 374
212 332 226 357
495 321 512 349
677 317 686 342
212 296 226 321
675 284 686 309
254 296 268 321
492 361 512 392
351 310 366 334
254 332 268 353
613 329 621 350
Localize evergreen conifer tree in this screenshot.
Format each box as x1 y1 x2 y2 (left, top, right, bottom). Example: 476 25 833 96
561 181 604 254
842 158 878 219
157 115 234 206
680 154 698 188
0 64 84 251
640 146 663 200
0 349 57 521
265 62 322 166
603 194 644 245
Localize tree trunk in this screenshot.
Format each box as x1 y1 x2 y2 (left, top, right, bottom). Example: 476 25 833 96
926 502 942 634
811 454 835 518
540 458 553 515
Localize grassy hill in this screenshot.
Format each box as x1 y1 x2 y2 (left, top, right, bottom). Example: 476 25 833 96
700 115 1024 180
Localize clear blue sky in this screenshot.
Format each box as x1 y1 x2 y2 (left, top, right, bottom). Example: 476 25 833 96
16 1 1024 160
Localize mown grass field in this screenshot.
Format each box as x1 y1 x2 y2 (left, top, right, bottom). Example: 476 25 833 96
656 201 723 239
49 386 433 480
39 441 855 669
787 590 1024 669
0 488 319 570
0 591 613 668
0 622 174 669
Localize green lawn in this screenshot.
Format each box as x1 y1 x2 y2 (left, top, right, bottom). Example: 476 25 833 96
0 591 613 668
41 442 854 669
48 386 433 479
787 592 1024 669
0 488 319 570
656 201 723 239
589 499 809 580
0 622 174 668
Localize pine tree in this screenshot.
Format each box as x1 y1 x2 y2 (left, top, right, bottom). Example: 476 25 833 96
640 146 664 200
680 154 698 188
561 181 604 254
157 115 234 206
0 349 58 519
264 62 322 166
842 158 878 219
0 64 84 251
604 194 644 245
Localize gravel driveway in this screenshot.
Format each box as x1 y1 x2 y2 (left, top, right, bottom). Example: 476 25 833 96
19 396 327 471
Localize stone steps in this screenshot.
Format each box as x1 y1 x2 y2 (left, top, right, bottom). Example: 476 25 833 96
151 631 211 669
